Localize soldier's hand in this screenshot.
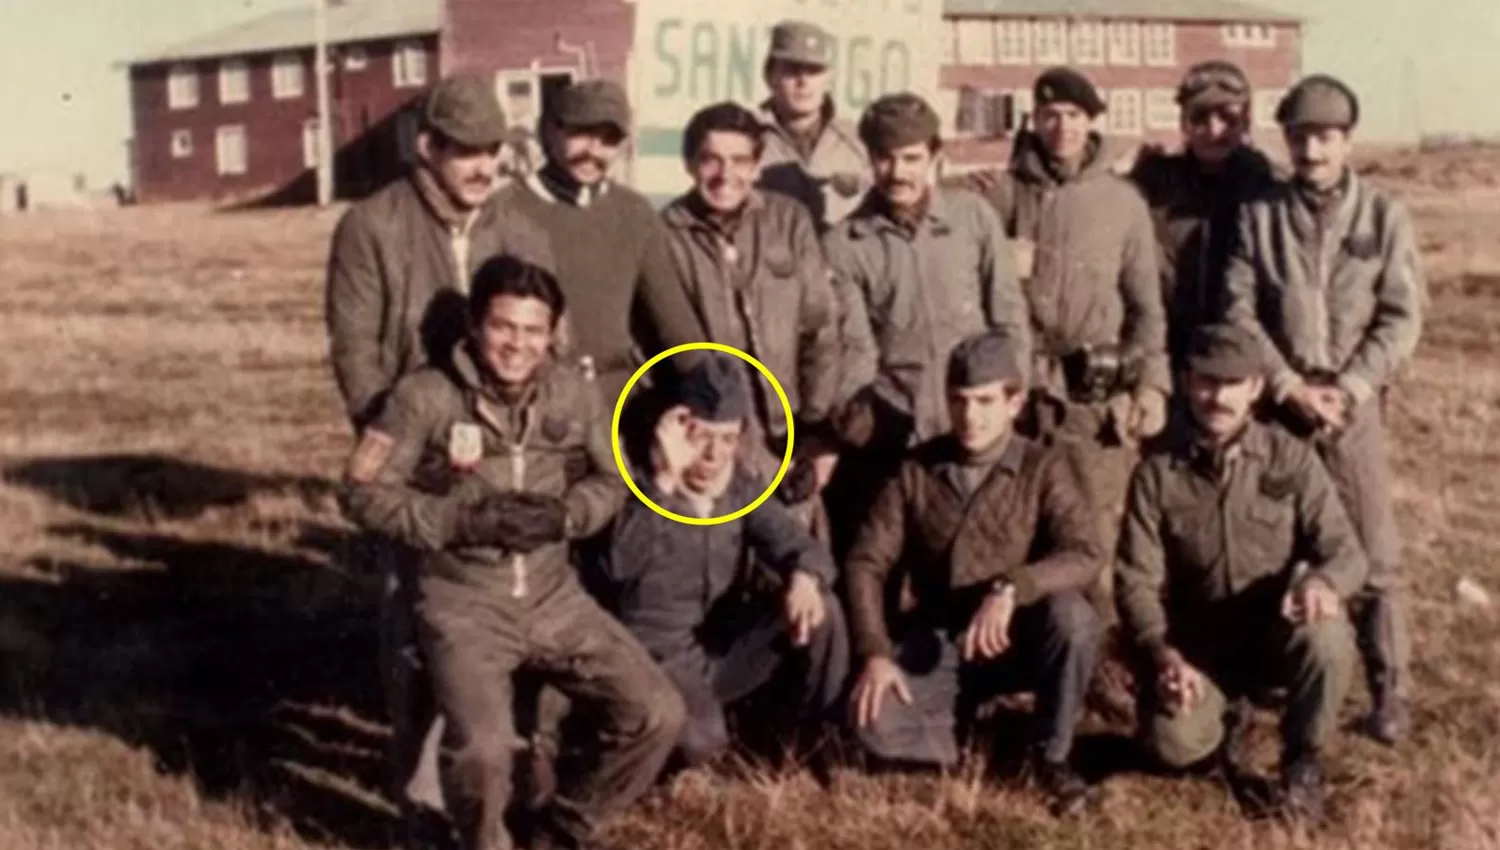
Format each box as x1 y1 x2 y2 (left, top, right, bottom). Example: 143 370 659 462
651 405 700 493
961 586 1016 662
1154 646 1207 714
1282 575 1342 624
453 491 568 552
1129 388 1169 440
783 571 827 647
1286 384 1329 428
1309 387 1351 433
853 656 912 729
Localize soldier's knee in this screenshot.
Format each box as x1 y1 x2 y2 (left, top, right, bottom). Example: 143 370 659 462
676 706 730 767
1045 592 1101 648
446 735 517 793
642 685 688 745
1148 711 1222 770
1292 618 1356 672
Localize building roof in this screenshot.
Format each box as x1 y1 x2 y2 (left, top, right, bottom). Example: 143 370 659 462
129 0 441 66
943 0 1299 23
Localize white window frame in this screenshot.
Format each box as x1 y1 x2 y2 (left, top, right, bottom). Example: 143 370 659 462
392 40 428 89
1106 22 1140 65
218 58 250 105
995 20 1031 65
1012 87 1034 126
1107 88 1143 136
215 124 248 176
1032 20 1067 64
1145 88 1179 131
1143 23 1176 66
1253 88 1285 129
302 119 320 168
955 18 995 65
1070 21 1105 66
343 44 369 71
1224 23 1277 48
167 63 199 110
170 129 193 159
272 53 305 99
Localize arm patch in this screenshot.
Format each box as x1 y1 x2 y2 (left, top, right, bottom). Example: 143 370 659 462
346 429 396 484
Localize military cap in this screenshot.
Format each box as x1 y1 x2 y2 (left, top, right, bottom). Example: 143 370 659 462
677 354 751 423
1186 323 1264 381
1033 66 1106 117
1177 60 1251 108
858 92 941 152
423 72 508 148
1276 74 1360 129
947 331 1030 390
552 79 633 134
767 19 834 68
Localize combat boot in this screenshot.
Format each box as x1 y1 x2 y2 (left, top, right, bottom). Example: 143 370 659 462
1365 678 1409 746
1280 749 1326 824
1032 752 1093 818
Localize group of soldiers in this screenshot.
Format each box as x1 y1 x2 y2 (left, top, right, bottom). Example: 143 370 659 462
325 17 1423 850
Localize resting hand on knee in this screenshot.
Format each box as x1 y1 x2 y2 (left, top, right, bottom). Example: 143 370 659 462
783 571 827 646
852 656 912 729
1154 646 1207 716
1282 574 1342 625
961 583 1016 662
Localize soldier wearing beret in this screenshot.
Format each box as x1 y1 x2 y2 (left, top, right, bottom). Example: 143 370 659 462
1128 60 1280 374
846 330 1103 816
1223 73 1422 745
596 354 849 766
1115 323 1367 821
823 91 1030 559
340 256 685 850
757 19 872 229
496 78 706 405
323 71 557 834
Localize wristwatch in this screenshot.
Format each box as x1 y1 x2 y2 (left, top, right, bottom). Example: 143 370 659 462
989 577 1017 598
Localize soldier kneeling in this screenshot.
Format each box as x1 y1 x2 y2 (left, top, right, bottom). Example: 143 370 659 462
1115 323 1366 822
598 354 850 766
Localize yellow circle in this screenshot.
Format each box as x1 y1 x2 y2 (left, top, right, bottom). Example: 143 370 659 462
610 342 794 527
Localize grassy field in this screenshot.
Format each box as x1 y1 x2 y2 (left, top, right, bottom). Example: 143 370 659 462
1 149 1498 850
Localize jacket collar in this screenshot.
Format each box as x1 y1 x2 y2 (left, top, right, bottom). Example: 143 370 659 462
410 165 484 230
525 163 612 209
1170 418 1270 477
1010 131 1114 188
450 340 555 409
848 186 955 239
661 189 767 233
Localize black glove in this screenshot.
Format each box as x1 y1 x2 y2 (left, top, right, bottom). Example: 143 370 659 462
452 491 568 553
777 456 819 505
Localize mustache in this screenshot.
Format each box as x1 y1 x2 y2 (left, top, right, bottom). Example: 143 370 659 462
566 152 609 171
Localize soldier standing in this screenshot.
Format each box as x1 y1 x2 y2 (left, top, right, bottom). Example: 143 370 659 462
660 101 844 526
341 256 685 850
824 92 1029 555
1128 60 1280 373
846 332 1103 816
1224 75 1422 744
1116 323 1367 821
756 19 871 229
323 72 552 837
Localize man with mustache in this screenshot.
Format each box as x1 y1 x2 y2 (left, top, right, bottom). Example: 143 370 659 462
823 92 1029 558
756 19 871 229
495 79 705 404
1116 322 1366 821
1128 61 1280 374
598 354 848 766
846 331 1103 816
660 101 844 530
323 72 554 840
1223 74 1423 745
340 256 684 850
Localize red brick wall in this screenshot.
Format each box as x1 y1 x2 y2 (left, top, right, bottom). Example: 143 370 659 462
444 0 635 89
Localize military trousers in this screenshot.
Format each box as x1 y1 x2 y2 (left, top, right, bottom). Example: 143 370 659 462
1145 616 1356 768
374 539 446 814
657 589 850 765
415 570 685 850
857 591 1100 767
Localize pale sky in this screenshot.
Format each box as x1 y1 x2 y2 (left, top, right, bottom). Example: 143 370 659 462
2 0 1497 187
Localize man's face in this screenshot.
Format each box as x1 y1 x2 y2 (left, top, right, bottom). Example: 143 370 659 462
1034 102 1092 162
682 418 742 497
1182 102 1250 166
689 130 760 214
1186 371 1264 440
1285 124 1353 189
766 60 830 120
549 123 625 185
419 132 502 209
871 142 935 209
947 380 1026 453
474 294 555 386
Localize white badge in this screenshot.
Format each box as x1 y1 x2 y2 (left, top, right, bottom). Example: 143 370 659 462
448 422 484 470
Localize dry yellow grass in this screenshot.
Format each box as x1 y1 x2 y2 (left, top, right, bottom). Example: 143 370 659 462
1 151 1498 850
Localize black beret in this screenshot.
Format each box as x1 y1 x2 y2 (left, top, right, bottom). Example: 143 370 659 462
677 354 751 423
1186 324 1264 381
946 331 1030 390
1034 66 1106 118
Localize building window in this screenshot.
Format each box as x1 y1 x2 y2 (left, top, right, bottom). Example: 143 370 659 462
302 119 321 168
167 64 199 110
1145 88 1179 130
1071 21 1105 65
215 125 248 176
1013 87 1034 125
343 44 368 71
955 18 994 65
1108 88 1143 136
219 58 249 105
1143 23 1176 66
272 53 305 99
1106 22 1140 65
393 41 428 88
1254 88 1285 129
996 20 1031 65
1223 23 1277 48
1032 20 1067 64
170 129 193 159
